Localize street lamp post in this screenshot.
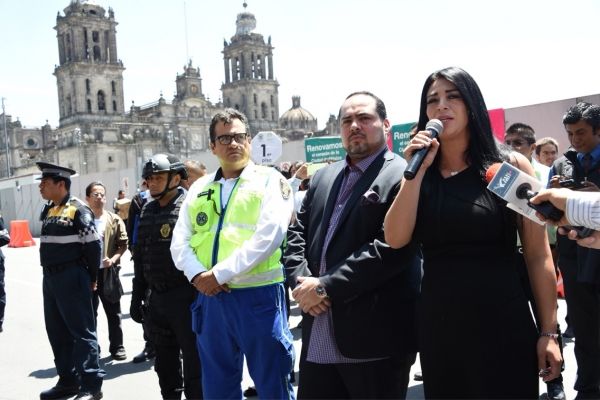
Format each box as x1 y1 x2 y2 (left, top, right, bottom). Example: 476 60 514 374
1 98 10 178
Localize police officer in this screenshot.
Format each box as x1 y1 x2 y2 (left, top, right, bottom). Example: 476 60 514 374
36 162 105 400
129 153 202 400
127 180 156 364
171 109 295 399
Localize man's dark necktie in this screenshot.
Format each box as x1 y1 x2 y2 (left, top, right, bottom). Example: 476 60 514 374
583 153 593 175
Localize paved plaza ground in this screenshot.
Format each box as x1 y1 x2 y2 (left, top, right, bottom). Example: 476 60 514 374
0 239 577 399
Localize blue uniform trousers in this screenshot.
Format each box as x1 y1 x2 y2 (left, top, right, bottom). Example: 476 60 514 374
43 265 105 392
191 282 295 400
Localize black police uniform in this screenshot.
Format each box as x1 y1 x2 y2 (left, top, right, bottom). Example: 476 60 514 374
127 190 156 360
131 188 202 400
40 191 105 394
553 148 600 398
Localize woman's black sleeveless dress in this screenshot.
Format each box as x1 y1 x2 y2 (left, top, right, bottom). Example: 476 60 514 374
414 166 539 399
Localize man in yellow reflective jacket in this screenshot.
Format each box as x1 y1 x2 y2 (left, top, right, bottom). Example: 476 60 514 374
171 108 295 399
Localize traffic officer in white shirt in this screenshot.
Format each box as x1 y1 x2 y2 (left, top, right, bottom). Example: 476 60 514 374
171 108 295 400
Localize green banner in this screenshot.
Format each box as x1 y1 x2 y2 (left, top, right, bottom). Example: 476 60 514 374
391 122 416 158
305 137 346 162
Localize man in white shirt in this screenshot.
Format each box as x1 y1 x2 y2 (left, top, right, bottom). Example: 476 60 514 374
171 108 295 399
505 122 564 399
85 182 128 361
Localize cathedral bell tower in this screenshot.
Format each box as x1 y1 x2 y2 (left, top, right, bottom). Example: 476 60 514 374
221 2 279 135
53 0 125 126
175 60 204 101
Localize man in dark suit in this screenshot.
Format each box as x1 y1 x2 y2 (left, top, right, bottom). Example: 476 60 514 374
550 102 600 399
285 91 421 399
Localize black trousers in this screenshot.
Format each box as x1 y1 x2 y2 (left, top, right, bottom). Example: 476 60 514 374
298 352 415 399
92 268 124 353
0 256 5 329
560 256 600 398
146 284 202 400
515 250 565 379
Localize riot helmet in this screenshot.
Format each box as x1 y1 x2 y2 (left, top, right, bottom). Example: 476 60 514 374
142 153 187 199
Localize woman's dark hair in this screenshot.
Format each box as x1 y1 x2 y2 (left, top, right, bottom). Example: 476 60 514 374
417 66 508 181
415 67 515 247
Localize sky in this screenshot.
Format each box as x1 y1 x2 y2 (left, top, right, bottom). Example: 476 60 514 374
1 0 600 130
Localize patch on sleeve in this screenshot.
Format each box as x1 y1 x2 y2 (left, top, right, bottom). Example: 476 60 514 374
280 178 291 200
80 210 94 226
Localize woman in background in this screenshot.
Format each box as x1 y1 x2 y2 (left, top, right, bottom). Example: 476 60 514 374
384 67 561 399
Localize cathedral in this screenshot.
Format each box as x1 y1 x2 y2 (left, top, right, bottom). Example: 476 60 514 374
0 0 326 178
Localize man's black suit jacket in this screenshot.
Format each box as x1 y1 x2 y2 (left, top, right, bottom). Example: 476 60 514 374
284 149 421 359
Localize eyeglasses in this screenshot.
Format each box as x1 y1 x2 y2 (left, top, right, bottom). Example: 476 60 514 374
91 193 106 198
215 133 248 145
506 140 525 147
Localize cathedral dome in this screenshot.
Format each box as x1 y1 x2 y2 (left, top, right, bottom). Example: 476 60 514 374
280 96 318 136
72 0 100 5
235 2 256 35
281 96 315 122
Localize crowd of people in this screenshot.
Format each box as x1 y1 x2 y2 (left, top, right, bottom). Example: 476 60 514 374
3 65 600 399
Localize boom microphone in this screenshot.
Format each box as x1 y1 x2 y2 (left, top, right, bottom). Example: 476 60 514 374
403 119 444 180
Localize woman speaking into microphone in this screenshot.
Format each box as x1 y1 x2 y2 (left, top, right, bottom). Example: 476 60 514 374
384 67 561 399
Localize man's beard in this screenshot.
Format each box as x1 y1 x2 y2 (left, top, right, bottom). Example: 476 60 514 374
346 131 386 158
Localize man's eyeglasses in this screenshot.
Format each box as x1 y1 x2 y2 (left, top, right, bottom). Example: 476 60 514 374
506 140 525 147
215 133 248 145
91 193 106 198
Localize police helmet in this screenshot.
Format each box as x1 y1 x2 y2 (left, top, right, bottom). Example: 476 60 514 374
142 153 188 180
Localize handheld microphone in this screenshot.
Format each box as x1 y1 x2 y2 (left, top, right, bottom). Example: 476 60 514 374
403 119 444 180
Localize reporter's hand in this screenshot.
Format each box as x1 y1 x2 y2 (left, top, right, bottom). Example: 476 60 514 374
579 181 600 192
296 163 311 180
529 188 572 226
561 228 600 249
548 175 565 189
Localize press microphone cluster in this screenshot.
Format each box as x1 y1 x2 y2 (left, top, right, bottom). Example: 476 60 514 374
485 162 593 238
403 119 444 180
